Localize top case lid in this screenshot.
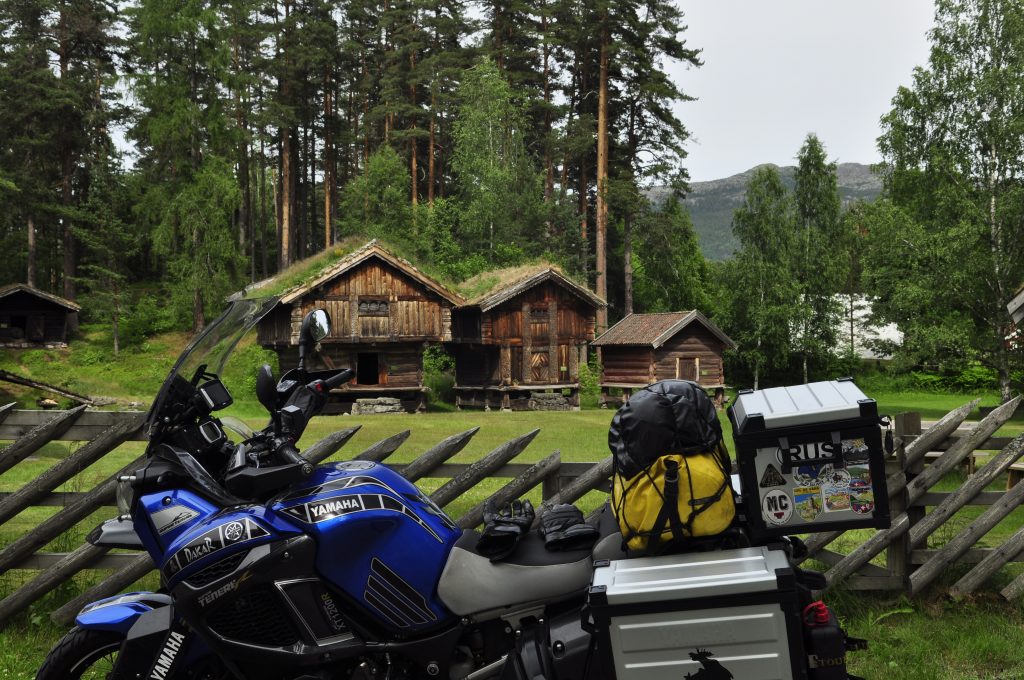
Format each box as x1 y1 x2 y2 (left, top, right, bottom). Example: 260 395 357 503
731 379 875 433
591 547 791 605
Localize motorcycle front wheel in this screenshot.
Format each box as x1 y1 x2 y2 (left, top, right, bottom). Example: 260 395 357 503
35 627 122 680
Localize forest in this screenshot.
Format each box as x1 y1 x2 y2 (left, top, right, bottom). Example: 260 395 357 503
0 0 1021 401
0 0 704 328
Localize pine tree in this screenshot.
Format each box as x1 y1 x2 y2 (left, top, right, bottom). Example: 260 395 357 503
128 0 244 330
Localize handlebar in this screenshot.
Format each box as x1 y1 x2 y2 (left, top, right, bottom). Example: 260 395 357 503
321 368 354 391
277 442 314 476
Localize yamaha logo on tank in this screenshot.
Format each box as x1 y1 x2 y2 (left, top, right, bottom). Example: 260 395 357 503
164 518 269 577
282 492 443 541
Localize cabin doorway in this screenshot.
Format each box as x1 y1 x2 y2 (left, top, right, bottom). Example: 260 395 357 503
676 357 699 382
357 353 381 385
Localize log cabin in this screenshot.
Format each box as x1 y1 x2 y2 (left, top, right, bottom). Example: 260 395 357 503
253 241 464 413
591 311 737 408
0 284 80 347
449 266 605 411
1010 283 1024 326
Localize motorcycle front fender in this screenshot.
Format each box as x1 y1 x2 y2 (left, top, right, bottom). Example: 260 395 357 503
85 516 144 550
75 591 171 634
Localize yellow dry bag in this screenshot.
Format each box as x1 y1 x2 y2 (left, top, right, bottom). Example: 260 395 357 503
611 443 736 553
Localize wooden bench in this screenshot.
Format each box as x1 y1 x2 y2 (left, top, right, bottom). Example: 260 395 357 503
923 451 1024 490
1009 462 1024 489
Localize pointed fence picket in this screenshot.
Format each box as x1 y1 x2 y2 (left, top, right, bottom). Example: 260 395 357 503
1 395 1023 629
0 409 612 628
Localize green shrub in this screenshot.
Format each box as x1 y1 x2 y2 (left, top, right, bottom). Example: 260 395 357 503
423 345 456 404
950 363 998 392
121 296 178 348
578 356 601 408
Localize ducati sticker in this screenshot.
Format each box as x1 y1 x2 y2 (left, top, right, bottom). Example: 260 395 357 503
759 464 786 488
150 505 200 535
281 492 443 542
164 518 269 577
761 490 792 526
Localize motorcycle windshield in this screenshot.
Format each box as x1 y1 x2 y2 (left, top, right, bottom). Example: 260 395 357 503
145 296 280 435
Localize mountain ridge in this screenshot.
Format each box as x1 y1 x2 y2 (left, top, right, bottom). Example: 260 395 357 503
658 162 883 261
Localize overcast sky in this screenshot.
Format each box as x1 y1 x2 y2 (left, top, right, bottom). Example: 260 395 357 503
670 1 936 182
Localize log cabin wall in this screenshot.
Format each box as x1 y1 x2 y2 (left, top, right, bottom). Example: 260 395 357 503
601 347 656 384
277 345 425 388
653 326 727 387
0 288 79 346
453 280 598 387
258 252 458 399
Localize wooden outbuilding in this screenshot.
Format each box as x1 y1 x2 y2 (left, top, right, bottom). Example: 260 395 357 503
0 284 80 347
448 266 605 411
1010 283 1024 326
254 241 463 413
591 311 737 408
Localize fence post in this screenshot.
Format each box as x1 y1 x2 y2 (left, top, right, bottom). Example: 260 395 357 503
888 412 921 590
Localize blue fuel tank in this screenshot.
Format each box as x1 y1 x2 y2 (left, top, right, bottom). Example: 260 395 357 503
270 460 463 632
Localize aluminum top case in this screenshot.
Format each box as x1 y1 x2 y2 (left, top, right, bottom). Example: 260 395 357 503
589 547 807 680
728 378 890 541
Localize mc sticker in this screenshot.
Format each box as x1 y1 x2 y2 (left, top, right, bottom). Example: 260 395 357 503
761 490 792 526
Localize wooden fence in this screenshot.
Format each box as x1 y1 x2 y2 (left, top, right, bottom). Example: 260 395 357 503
795 395 1024 600
1 396 1023 631
0 407 612 629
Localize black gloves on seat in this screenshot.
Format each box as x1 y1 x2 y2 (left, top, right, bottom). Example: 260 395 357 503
477 499 535 561
538 504 600 552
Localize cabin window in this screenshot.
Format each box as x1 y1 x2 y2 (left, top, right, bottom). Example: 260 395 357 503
357 353 381 385
358 299 389 316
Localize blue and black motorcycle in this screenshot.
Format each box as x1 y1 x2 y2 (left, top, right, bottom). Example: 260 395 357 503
35 298 603 680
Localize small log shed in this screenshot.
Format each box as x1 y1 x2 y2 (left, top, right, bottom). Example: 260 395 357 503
1010 283 1024 326
449 266 605 411
591 311 737 408
255 241 464 413
0 284 80 347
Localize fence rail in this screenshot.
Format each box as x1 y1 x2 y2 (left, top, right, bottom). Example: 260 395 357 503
0 407 611 629
2 396 1023 630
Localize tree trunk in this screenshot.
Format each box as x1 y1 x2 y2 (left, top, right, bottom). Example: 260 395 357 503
428 92 436 206
324 65 334 249
193 286 204 333
26 217 36 288
988 143 1012 403
595 22 610 331
542 5 553 202
112 305 119 357
58 11 75 305
624 214 633 316
280 128 296 269
410 50 418 209
579 161 588 277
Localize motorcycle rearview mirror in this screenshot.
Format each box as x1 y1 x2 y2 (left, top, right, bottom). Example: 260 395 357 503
256 364 277 412
297 309 331 371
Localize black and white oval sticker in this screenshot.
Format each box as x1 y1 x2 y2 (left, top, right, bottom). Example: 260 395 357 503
761 490 792 526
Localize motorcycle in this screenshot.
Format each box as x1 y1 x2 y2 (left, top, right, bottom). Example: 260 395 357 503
36 297 860 680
